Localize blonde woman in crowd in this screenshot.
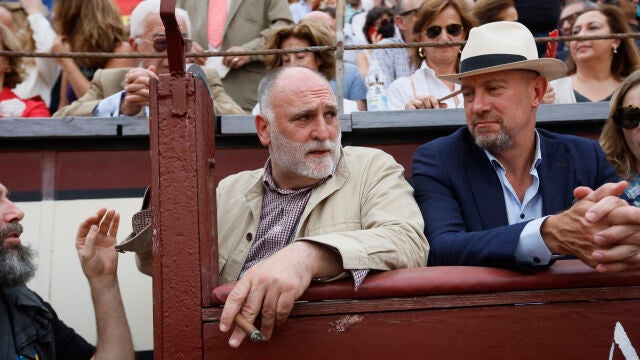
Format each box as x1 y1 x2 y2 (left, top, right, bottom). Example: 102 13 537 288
600 69 640 206
0 23 49 117
546 5 640 104
51 0 136 109
387 0 475 110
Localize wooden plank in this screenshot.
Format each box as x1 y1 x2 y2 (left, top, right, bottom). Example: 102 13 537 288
150 72 203 360
203 285 640 320
0 118 149 137
202 299 640 359
0 103 610 138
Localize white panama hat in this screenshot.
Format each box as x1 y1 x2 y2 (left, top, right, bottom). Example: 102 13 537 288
439 21 567 83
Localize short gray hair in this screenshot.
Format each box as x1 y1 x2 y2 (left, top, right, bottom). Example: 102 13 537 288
257 68 288 123
257 67 331 122
129 0 191 40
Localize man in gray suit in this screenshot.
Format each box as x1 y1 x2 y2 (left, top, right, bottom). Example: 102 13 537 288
54 0 244 117
176 0 293 112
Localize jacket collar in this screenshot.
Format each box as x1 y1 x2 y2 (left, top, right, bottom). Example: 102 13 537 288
464 128 573 226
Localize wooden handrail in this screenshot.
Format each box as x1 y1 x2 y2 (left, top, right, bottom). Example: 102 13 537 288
211 260 640 305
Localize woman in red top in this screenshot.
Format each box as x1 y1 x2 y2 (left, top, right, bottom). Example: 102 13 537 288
0 22 49 118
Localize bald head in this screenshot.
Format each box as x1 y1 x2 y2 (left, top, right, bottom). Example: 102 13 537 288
301 11 336 36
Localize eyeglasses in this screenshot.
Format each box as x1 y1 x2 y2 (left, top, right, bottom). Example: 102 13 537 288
142 38 193 53
425 24 463 39
559 12 582 27
612 105 640 129
398 7 418 17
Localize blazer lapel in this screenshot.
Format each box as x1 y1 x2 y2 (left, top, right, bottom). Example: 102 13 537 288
538 132 574 214
296 150 348 235
225 0 244 31
464 132 509 228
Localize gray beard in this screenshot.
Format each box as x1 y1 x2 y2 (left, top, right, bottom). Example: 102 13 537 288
0 223 36 287
0 245 36 287
474 131 513 154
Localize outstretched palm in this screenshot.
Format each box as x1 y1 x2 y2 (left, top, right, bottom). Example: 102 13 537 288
76 208 120 281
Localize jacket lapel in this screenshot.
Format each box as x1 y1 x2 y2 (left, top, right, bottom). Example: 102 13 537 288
465 137 509 229
225 0 244 31
538 132 574 214
297 150 348 235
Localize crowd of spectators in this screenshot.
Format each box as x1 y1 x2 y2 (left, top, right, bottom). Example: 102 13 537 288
0 0 638 118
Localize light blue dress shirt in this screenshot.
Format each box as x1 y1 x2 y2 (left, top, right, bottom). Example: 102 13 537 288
483 131 554 266
93 91 149 117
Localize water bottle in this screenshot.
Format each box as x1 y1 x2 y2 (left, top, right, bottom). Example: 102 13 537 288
365 60 388 111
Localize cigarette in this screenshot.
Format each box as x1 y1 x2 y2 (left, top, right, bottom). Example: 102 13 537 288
235 314 263 343
437 89 463 103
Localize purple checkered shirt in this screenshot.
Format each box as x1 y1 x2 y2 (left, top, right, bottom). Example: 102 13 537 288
239 160 368 289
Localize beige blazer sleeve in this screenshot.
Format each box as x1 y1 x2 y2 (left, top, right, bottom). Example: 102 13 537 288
53 68 131 117
296 148 429 270
205 67 246 115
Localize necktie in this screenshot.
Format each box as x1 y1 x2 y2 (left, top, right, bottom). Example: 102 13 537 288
208 0 227 48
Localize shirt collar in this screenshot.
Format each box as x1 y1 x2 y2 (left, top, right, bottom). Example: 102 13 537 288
261 157 337 195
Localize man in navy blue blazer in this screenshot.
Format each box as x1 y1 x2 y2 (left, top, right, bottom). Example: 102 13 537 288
412 21 640 272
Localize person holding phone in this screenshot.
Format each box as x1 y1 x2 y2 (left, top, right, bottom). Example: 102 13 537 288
356 6 395 78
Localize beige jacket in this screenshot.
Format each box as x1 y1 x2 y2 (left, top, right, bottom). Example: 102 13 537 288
217 146 429 284
53 67 245 117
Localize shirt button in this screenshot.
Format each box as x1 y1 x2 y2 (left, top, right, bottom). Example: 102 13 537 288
246 233 252 241
520 213 525 219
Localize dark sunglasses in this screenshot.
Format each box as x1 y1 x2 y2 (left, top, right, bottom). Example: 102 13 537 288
398 7 418 17
425 24 463 39
613 105 640 129
145 38 193 53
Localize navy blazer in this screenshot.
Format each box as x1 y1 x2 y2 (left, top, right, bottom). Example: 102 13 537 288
412 127 618 271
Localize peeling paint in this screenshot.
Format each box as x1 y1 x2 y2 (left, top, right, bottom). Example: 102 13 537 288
328 314 364 334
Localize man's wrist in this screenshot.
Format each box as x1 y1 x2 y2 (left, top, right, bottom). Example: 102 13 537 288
119 99 141 116
540 214 565 255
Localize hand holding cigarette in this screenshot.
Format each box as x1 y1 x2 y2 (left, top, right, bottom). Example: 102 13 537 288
234 314 263 343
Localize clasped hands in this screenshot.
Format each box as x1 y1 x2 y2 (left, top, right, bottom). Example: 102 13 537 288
542 181 640 272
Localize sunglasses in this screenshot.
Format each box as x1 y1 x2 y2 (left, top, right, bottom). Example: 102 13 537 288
613 105 640 129
398 7 419 17
425 24 464 39
143 38 193 53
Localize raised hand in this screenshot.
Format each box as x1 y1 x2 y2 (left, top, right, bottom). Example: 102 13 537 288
76 208 120 282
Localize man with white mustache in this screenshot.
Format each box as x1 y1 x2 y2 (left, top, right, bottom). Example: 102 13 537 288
120 66 428 348
0 182 134 359
218 66 428 347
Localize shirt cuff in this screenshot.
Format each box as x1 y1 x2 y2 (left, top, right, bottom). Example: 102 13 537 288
516 216 553 266
93 91 125 117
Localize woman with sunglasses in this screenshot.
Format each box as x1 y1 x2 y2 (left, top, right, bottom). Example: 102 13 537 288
387 0 475 110
600 70 640 206
51 0 137 111
545 5 640 104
